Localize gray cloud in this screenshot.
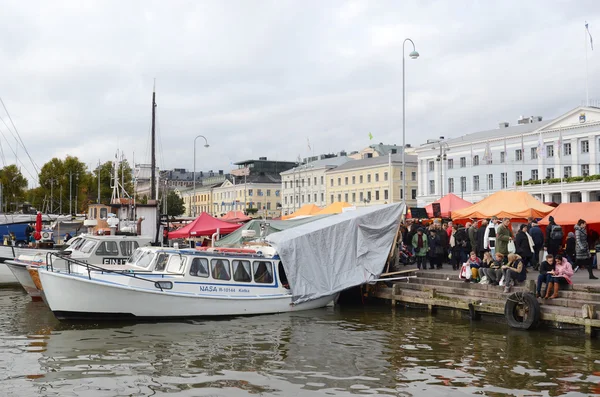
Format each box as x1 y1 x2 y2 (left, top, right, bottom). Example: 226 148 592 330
0 0 599 186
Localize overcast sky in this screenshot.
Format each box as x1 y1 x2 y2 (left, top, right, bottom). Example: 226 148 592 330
1 0 599 186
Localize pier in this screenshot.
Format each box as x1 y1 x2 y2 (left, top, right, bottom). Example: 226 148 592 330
369 266 600 337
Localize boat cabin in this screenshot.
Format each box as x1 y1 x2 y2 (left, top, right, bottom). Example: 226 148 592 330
63 235 153 265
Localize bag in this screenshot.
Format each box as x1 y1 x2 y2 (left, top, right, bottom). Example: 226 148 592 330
459 263 471 280
499 275 505 286
508 240 516 254
434 245 444 255
479 275 489 285
550 225 564 241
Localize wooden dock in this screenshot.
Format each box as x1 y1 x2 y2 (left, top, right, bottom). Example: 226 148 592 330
369 267 600 337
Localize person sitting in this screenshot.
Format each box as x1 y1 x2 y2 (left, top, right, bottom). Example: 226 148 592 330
478 252 493 283
481 252 505 285
64 232 72 243
466 251 482 281
502 253 526 293
536 254 555 298
545 254 574 299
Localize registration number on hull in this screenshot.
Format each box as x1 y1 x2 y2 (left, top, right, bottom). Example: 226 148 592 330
102 258 128 265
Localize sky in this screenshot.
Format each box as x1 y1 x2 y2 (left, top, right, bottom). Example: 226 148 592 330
0 0 599 187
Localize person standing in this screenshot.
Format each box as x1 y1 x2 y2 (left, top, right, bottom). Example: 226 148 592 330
496 218 513 257
565 232 576 265
468 222 478 256
428 227 441 270
545 216 563 256
575 219 597 280
529 222 544 270
477 219 488 257
412 228 429 270
484 217 499 255
515 224 533 268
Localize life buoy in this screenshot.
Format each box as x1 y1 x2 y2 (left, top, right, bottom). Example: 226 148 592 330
504 292 540 330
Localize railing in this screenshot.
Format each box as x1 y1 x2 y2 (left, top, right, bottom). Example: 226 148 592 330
44 252 172 291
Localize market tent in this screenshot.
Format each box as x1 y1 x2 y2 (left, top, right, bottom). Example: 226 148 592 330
539 202 600 227
451 191 555 220
424 193 473 218
282 204 322 220
214 215 332 247
220 210 251 223
314 202 353 215
169 212 241 238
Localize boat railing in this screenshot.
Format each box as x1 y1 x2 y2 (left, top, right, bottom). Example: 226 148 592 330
44 252 173 291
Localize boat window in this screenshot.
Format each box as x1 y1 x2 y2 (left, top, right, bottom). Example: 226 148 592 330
166 255 187 273
233 260 252 282
154 253 169 272
100 208 108 219
134 250 155 269
253 261 274 284
80 240 97 254
70 237 86 251
278 262 289 289
211 259 231 281
189 258 209 277
95 241 119 256
120 241 140 256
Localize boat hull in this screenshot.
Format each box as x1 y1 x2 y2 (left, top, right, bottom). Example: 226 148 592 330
39 270 335 320
0 262 18 285
5 262 42 300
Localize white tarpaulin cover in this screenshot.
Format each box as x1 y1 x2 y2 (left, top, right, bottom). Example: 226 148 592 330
266 203 404 304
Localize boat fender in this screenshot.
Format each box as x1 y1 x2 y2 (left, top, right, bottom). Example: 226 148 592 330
504 292 540 330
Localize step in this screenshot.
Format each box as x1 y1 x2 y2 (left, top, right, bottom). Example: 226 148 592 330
405 276 530 292
396 281 526 301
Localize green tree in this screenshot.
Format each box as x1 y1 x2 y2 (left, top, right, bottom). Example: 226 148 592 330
39 156 90 214
92 160 134 206
0 164 28 212
164 190 185 216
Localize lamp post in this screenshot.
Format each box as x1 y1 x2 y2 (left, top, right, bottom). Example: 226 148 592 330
402 38 419 207
193 135 210 217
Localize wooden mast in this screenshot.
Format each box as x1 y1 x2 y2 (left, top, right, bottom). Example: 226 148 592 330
151 80 157 201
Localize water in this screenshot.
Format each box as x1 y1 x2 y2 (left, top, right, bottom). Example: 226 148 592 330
1 286 600 396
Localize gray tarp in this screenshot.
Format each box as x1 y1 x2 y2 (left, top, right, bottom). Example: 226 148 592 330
266 203 404 304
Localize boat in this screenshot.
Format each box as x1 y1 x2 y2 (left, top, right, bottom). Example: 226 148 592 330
37 244 334 320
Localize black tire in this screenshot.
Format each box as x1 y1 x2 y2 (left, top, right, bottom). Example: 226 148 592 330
504 292 541 330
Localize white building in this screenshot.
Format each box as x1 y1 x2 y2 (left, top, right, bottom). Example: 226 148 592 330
416 106 600 207
280 156 350 215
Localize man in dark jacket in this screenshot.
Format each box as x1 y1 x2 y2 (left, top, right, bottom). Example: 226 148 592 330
529 222 544 269
467 222 478 254
476 219 488 258
545 216 563 256
515 224 533 268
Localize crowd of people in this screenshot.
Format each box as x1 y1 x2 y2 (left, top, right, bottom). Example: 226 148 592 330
400 216 599 295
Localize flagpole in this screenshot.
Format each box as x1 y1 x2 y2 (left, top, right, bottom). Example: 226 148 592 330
586 21 590 107
521 135 525 191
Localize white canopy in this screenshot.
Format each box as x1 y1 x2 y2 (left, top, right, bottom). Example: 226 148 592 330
267 203 404 304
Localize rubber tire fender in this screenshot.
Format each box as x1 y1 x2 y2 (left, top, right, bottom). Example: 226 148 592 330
504 292 541 330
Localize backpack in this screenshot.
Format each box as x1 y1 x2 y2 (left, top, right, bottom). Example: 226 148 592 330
550 224 563 241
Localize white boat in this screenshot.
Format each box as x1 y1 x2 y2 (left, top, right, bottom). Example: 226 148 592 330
5 234 152 300
38 245 334 320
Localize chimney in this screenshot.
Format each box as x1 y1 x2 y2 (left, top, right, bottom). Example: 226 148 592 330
499 122 509 128
259 157 267 160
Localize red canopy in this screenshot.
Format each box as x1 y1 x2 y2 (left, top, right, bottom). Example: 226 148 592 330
169 212 241 239
220 210 251 223
424 194 473 218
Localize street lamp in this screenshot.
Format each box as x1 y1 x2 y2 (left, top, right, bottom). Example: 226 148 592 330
193 135 210 217
402 38 419 207
433 138 450 199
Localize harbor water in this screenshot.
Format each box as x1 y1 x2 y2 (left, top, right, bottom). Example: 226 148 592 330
1 285 600 396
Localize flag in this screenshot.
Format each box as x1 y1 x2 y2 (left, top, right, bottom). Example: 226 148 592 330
484 141 492 163
368 132 373 140
536 132 545 157
470 144 473 165
557 131 562 158
307 137 311 151
587 22 594 50
521 135 525 162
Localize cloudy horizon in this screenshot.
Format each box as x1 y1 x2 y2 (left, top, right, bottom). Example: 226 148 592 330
0 0 599 186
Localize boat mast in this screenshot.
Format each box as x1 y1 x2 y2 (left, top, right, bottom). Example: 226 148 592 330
151 80 157 201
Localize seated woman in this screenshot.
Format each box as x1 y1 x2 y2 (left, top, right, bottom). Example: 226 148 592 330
481 252 505 285
466 251 482 281
545 254 573 299
536 254 555 298
502 253 526 293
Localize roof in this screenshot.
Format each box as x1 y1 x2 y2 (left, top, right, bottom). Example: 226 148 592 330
280 156 351 175
451 191 555 220
326 153 417 173
234 159 297 166
368 143 402 156
230 174 282 184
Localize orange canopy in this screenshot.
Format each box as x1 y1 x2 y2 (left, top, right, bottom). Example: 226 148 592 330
538 202 600 227
315 201 353 215
424 193 472 218
451 191 555 220
220 210 251 223
282 204 322 220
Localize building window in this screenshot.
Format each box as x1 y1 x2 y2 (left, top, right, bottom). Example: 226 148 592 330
359 175 363 183
487 174 493 190
473 155 479 166
301 179 305 187
375 190 380 200
400 188 403 199
344 176 348 185
313 193 317 202
411 189 416 199
448 159 454 169
359 192 364 202
330 194 334 204
375 173 379 182
582 140 589 153
367 191 372 201
501 173 507 189
330 178 333 187
500 152 505 163
428 180 435 195
321 176 324 184
307 178 310 187
515 149 523 161
337 178 341 186
411 171 416 181
266 202 271 210
448 178 454 193
460 157 466 168
547 168 554 179
531 169 538 180
384 172 388 181
460 177 467 192
314 177 317 185
352 176 356 184
284 196 288 205
352 192 356 202
473 176 480 191
384 190 389 200
284 181 288 189
564 166 572 178
321 192 324 202
344 193 348 202
267 190 271 196
337 194 341 202
582 164 590 176
547 145 554 157
530 147 537 160
516 171 522 183
564 143 571 156
428 161 435 171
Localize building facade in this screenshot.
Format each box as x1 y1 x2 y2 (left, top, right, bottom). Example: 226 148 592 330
325 153 418 208
212 178 282 218
416 106 600 207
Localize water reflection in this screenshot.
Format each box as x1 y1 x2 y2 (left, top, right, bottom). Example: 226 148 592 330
0 287 599 396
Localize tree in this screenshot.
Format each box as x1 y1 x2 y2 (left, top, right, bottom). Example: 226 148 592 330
39 156 90 214
92 159 134 206
0 165 28 212
164 190 185 216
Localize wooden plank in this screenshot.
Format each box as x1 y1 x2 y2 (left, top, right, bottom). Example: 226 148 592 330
380 268 419 277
